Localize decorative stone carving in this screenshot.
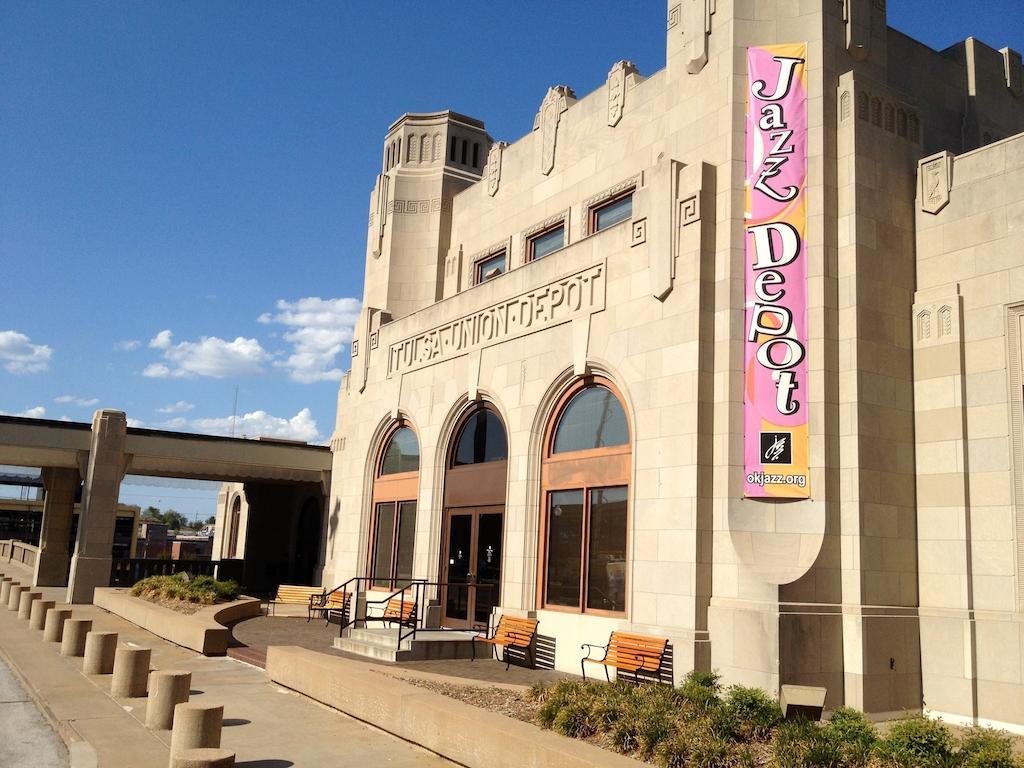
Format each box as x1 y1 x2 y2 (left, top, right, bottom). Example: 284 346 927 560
388 262 606 376
387 197 452 215
938 306 952 338
856 91 869 121
533 86 576 175
680 194 700 225
486 141 507 197
840 91 852 122
667 3 680 29
351 340 359 358
1002 47 1024 96
607 61 639 127
631 218 647 247
520 210 569 262
843 0 871 61
920 151 953 215
372 174 389 259
680 0 715 74
917 310 931 341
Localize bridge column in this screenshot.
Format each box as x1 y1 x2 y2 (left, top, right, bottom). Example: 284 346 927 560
33 467 80 587
67 410 127 604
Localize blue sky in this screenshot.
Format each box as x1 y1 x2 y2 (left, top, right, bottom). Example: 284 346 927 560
2 1 1022 519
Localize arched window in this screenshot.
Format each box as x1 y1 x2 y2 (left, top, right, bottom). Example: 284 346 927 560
539 379 630 615
369 424 419 588
227 495 241 559
452 409 507 466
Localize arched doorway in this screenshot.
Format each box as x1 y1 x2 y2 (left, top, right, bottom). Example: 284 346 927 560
441 404 508 628
293 496 322 585
539 378 630 616
368 424 419 589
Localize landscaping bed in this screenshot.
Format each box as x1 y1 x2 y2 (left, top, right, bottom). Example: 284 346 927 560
407 672 1024 768
130 572 240 614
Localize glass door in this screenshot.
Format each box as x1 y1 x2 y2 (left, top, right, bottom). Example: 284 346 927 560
441 506 503 628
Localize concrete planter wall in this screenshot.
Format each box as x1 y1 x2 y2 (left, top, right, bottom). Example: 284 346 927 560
94 588 261 655
267 646 644 768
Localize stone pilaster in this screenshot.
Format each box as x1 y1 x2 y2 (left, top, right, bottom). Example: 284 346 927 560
67 410 128 604
33 467 80 587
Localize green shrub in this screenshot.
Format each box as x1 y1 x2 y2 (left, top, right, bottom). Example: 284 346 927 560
129 573 240 605
679 669 723 714
957 727 1018 768
721 685 781 740
876 715 957 768
688 728 736 768
825 707 877 749
537 680 596 729
773 718 819 768
552 699 599 738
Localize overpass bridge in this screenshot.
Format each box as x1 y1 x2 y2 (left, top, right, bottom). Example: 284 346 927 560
0 410 332 602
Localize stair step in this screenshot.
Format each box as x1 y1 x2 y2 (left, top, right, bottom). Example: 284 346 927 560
333 629 480 662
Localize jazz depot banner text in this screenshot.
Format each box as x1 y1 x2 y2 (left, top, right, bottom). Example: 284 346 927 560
744 44 810 499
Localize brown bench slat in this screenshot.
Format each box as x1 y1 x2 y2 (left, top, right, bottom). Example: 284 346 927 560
582 631 668 680
474 616 539 670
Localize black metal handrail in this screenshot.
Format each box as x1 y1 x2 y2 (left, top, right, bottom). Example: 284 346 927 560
323 577 498 654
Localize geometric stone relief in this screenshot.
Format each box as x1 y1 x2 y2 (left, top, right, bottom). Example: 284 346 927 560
1002 46 1023 96
631 218 647 247
607 60 641 127
938 305 952 338
486 141 507 197
919 151 954 215
680 193 700 226
856 91 869 121
840 90 852 122
533 85 576 175
389 197 453 215
520 210 570 262
916 310 931 342
677 0 715 74
857 88 920 144
843 0 871 61
667 3 681 29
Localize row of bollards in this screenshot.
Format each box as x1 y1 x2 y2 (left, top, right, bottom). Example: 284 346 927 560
1 574 235 768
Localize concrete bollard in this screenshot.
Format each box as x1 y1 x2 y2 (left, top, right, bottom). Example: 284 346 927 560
42 608 72 643
6 584 26 610
17 590 42 620
146 670 192 730
0 579 15 604
83 631 119 675
60 618 92 657
111 646 151 698
169 702 223 756
169 748 235 768
29 599 55 630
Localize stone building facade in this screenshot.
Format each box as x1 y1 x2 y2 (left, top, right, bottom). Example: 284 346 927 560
319 0 1024 731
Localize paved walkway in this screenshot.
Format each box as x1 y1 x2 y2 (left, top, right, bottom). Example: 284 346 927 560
0 655 67 768
0 578 454 768
229 613 572 687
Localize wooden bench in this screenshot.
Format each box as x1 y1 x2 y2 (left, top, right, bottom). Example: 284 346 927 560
380 598 416 626
311 590 351 624
580 631 668 683
473 616 538 669
266 585 323 618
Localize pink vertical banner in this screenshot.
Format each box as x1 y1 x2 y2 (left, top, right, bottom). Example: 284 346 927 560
744 44 810 499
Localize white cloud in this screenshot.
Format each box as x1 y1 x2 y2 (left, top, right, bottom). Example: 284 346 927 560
0 405 47 418
0 330 53 374
114 340 141 352
189 408 320 442
143 335 268 379
149 330 173 350
126 418 146 428
157 400 194 414
55 395 99 407
258 297 360 383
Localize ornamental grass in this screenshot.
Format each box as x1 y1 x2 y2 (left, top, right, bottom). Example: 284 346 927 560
130 572 240 605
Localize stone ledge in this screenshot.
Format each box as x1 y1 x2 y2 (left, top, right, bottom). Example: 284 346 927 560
266 645 644 768
94 588 261 656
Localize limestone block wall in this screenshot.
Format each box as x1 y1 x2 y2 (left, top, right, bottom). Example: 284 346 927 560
914 133 1024 731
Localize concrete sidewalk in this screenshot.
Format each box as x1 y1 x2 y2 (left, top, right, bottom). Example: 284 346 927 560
0 583 453 768
0 654 67 768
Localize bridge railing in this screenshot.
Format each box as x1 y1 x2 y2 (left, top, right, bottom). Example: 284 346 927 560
108 557 245 588
0 539 39 571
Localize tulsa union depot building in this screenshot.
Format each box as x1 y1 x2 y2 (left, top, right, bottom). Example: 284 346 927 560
273 0 1024 731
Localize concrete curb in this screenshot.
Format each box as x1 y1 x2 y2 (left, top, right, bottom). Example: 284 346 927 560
0 633 92 767
267 645 645 768
94 589 262 655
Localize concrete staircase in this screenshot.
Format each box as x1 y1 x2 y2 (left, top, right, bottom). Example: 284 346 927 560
333 626 478 663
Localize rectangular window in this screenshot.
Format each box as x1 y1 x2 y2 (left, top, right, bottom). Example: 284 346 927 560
543 485 627 614
528 223 565 261
590 192 633 234
371 500 417 588
474 250 506 284
545 490 584 607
